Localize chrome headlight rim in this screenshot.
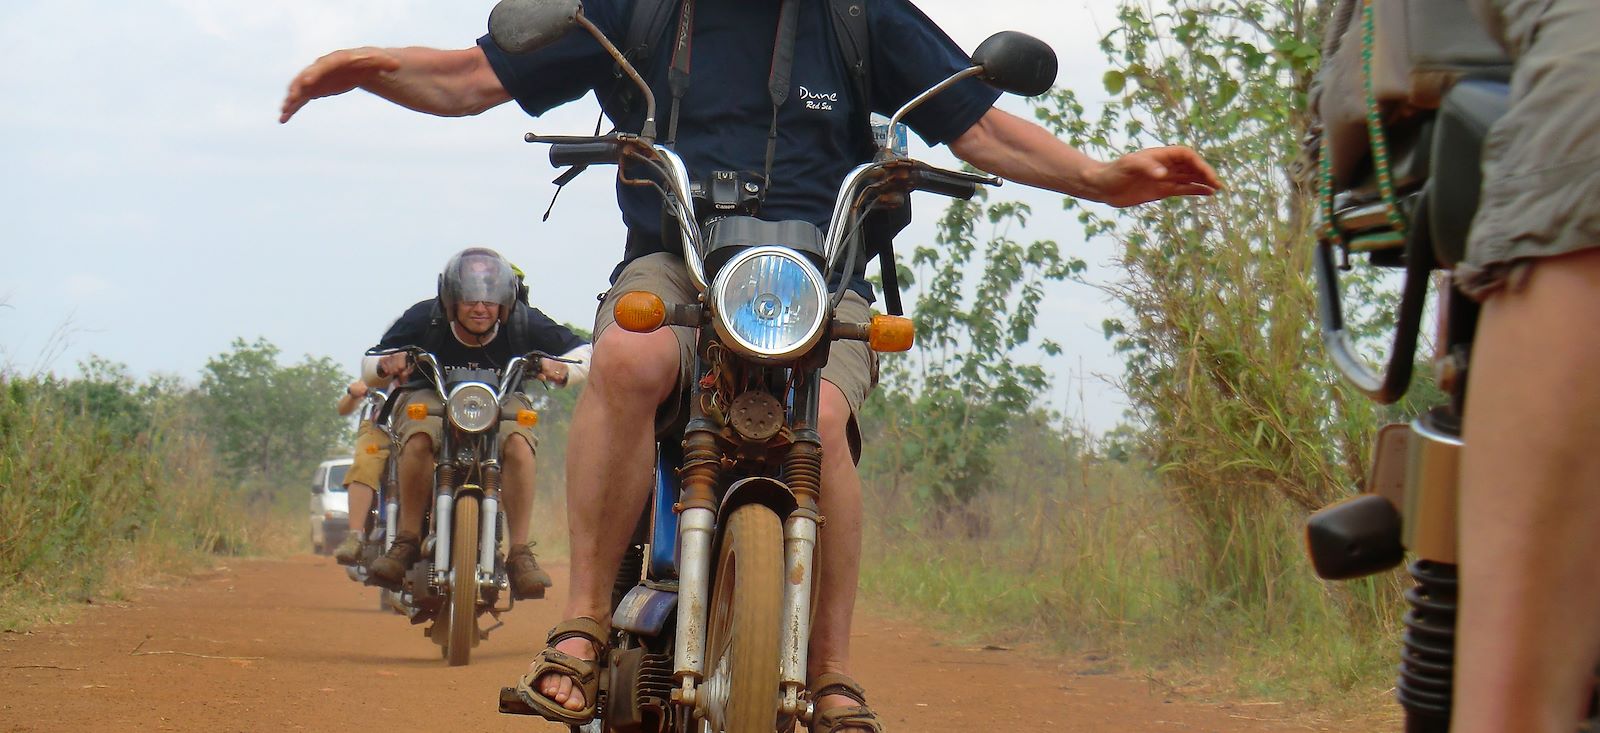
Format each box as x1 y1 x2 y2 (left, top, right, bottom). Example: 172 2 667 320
445 382 498 433
708 245 830 362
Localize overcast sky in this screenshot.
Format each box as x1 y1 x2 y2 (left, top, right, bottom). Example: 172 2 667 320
1 0 1144 431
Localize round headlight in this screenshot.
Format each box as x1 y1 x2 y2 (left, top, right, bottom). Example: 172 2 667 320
446 382 498 433
709 246 829 361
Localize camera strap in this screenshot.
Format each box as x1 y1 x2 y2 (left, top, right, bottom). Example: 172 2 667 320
665 0 799 199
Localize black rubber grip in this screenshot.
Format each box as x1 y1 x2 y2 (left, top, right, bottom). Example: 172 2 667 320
549 141 622 167
915 169 980 200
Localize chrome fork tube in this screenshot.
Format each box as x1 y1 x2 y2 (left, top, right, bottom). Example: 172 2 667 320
479 495 500 583
434 491 454 575
479 455 502 584
779 514 818 701
674 506 717 680
384 499 398 552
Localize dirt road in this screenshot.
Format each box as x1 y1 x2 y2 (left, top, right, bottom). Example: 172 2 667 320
0 556 1356 732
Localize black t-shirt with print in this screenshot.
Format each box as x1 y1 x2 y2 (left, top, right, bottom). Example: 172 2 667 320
369 299 587 389
477 0 1002 298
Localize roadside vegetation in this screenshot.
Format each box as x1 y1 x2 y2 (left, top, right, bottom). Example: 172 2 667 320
857 0 1420 713
0 340 348 630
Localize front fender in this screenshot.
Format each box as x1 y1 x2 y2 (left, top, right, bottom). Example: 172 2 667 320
717 476 798 526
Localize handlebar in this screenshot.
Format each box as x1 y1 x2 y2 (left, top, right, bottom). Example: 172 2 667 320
912 167 988 200
527 133 999 298
549 141 624 168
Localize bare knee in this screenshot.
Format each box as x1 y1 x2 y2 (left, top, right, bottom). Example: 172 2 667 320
401 434 434 464
589 328 680 405
817 384 853 465
503 434 535 480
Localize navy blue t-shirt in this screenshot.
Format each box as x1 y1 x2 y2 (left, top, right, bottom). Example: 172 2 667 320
478 0 1000 299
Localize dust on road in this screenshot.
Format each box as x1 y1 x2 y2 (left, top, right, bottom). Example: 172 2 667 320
0 556 1355 732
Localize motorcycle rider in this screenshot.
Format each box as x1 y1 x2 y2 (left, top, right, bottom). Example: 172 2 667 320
362 248 592 599
331 377 391 566
281 3 1220 728
1443 0 1600 730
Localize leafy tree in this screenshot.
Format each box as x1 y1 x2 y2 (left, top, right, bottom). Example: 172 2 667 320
199 338 349 492
863 192 1084 527
1031 0 1411 616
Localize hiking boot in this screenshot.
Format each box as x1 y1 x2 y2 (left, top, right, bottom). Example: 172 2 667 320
370 532 421 589
507 543 553 600
332 534 363 566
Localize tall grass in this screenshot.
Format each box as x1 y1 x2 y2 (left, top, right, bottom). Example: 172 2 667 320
0 371 296 630
858 417 1403 712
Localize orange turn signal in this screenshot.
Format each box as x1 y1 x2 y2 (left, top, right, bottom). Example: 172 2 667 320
867 314 914 352
406 403 428 420
516 409 539 427
614 291 667 333
364 443 380 454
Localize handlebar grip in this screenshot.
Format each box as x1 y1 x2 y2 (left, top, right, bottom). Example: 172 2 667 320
549 142 622 168
914 169 981 200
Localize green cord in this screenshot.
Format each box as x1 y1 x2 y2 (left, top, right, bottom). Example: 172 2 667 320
1317 0 1410 253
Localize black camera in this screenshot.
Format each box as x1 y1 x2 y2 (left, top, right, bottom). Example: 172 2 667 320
690 170 765 224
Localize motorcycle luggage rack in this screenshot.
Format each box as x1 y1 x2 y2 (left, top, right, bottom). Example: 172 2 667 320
1314 184 1436 405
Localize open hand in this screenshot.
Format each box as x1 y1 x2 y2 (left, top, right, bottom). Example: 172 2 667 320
1087 146 1222 208
280 47 401 123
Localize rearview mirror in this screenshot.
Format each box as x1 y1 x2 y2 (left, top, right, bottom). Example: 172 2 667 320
488 0 582 55
971 31 1057 97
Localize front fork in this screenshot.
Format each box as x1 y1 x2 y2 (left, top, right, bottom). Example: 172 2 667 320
673 426 721 705
669 424 824 721
779 434 823 718
1306 408 1462 732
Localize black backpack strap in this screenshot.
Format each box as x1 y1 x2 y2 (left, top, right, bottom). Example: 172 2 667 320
827 0 909 315
827 0 872 133
608 0 679 123
424 300 449 355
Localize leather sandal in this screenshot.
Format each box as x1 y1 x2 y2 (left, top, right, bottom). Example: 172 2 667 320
513 616 606 725
809 672 885 733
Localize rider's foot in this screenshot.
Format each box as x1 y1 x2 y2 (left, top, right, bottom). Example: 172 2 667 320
809 672 884 733
369 531 420 588
507 543 553 600
535 634 598 712
332 534 362 566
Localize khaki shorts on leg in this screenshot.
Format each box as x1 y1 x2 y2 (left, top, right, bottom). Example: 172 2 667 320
344 420 391 489
392 389 539 455
1459 0 1600 297
593 252 879 459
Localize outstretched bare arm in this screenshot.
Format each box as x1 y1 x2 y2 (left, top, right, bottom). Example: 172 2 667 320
950 107 1221 208
280 46 511 123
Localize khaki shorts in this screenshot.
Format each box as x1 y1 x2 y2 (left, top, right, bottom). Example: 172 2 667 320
1459 0 1600 297
344 420 391 490
593 252 879 460
392 389 539 454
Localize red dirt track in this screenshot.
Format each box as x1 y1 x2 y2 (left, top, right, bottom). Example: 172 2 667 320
0 556 1357 732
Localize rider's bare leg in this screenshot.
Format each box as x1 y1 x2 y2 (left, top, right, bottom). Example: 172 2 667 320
396 433 433 537
1455 248 1600 733
500 434 536 546
808 380 870 729
534 326 679 711
345 482 375 535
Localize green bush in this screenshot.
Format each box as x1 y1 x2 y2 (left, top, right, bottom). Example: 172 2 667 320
0 364 293 630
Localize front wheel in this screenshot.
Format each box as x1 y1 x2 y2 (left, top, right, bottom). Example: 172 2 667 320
444 494 480 667
700 504 783 733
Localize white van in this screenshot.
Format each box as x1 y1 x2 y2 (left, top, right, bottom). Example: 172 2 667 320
308 458 353 554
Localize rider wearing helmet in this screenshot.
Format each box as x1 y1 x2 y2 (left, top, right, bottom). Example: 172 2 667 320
361 247 592 599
